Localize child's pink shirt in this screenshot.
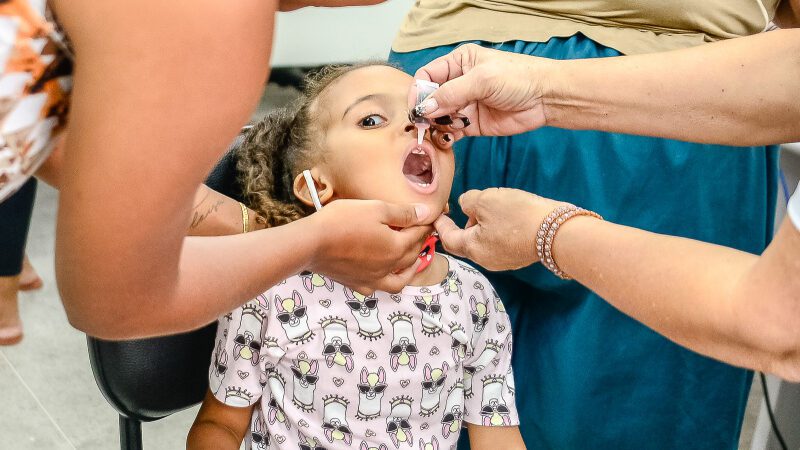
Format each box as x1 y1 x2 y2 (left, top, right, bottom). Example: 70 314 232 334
209 255 518 449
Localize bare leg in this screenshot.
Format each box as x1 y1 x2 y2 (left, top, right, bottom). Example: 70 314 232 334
0 275 23 345
18 255 42 291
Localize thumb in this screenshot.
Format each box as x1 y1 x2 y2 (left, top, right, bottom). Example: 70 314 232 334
434 215 469 258
418 73 479 118
381 202 431 227
458 190 482 219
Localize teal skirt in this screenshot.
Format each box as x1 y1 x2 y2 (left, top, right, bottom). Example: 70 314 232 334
390 35 778 450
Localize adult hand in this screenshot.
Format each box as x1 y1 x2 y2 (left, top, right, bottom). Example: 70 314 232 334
412 44 555 138
434 188 564 271
307 199 434 294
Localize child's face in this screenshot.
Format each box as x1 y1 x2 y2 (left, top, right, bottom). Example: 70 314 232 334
312 66 455 216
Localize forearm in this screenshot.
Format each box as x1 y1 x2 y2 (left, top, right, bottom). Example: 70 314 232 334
545 29 800 146
555 216 800 380
60 216 318 339
53 0 280 338
188 185 266 236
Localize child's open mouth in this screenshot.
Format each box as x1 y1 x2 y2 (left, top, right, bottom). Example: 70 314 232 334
402 141 438 194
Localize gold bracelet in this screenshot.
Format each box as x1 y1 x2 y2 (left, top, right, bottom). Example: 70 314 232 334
238 202 249 234
536 204 602 280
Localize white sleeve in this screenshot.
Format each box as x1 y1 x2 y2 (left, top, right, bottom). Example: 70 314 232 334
789 182 800 231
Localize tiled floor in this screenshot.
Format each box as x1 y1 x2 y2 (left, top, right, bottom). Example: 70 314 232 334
0 83 763 449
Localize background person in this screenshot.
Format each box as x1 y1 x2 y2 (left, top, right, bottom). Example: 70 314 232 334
390 1 797 448
0 0 432 341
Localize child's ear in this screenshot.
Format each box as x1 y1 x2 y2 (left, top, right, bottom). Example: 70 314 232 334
293 169 334 208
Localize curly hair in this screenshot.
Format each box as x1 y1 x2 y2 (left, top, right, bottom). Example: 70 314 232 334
236 62 394 227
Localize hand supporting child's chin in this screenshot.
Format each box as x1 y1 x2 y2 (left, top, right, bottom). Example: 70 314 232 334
434 188 563 271
305 198 434 294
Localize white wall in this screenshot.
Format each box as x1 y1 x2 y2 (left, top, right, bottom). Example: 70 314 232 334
271 0 413 68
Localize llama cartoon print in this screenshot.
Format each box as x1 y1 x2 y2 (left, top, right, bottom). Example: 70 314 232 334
322 395 353 444
413 294 443 337
448 322 470 363
440 380 464 439
463 340 502 398
439 270 463 298
419 436 439 450
259 337 282 370
386 396 414 448
233 303 268 366
291 353 319 412
468 296 490 349
251 414 270 450
320 316 354 373
357 366 387 420
298 432 326 450
420 362 449 417
361 441 389 450
345 288 384 340
275 290 314 344
224 386 254 407
479 375 512 426
300 271 335 293
267 372 291 430
388 312 418 372
210 340 228 394
469 296 489 334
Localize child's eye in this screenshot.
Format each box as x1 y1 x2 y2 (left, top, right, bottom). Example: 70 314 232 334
359 114 386 128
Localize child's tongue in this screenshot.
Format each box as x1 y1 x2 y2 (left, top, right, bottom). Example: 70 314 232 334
403 150 433 185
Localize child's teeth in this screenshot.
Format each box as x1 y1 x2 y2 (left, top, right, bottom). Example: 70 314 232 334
412 148 425 155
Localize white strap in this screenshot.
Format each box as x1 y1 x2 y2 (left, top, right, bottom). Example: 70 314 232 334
788 182 800 230
302 169 323 212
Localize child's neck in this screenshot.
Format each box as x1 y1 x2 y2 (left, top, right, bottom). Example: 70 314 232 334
407 253 449 287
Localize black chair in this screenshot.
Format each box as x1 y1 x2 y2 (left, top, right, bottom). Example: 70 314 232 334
87 137 245 450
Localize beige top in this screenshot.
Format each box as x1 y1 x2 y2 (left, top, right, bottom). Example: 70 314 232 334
393 0 780 55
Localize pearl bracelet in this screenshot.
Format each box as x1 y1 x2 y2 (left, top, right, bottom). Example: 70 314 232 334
536 204 603 280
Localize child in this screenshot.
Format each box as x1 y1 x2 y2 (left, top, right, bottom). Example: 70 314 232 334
188 63 523 450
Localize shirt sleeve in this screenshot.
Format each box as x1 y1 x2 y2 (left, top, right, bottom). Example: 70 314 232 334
208 294 272 408
461 280 519 427
788 181 800 231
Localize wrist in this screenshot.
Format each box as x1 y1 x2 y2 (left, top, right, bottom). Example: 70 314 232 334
539 59 574 129
536 204 602 279
300 213 326 271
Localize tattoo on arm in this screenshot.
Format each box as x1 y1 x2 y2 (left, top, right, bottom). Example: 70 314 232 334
192 189 211 208
190 199 225 229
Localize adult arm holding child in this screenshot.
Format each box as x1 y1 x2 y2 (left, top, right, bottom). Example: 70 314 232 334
48 0 431 340
415 30 800 146
413 30 800 380
436 189 800 381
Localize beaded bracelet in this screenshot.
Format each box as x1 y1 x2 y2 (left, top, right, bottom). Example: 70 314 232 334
536 204 603 280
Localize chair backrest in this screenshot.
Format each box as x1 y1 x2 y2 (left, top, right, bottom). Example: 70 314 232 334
87 136 244 422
